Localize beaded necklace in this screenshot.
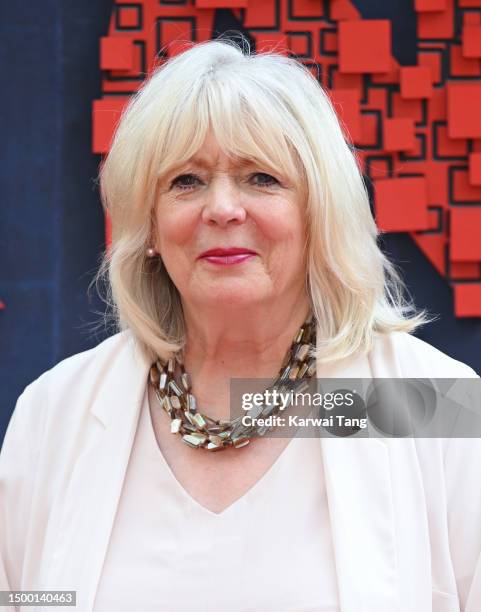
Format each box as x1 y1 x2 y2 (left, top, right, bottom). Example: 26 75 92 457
148 313 317 451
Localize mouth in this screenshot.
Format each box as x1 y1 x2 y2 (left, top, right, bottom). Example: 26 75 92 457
198 247 257 266
199 253 256 266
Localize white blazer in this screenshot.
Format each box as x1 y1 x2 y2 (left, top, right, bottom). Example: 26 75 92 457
0 328 480 612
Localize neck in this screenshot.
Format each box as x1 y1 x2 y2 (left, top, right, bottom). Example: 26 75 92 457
181 292 313 382
176 291 314 422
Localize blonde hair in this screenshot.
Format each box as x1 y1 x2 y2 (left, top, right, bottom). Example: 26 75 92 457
93 37 435 365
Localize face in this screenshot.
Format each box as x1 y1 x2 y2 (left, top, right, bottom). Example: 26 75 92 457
153 130 308 311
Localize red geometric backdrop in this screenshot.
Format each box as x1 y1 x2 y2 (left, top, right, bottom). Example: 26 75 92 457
92 0 481 318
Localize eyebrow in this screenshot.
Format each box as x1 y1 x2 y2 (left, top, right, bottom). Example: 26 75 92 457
182 156 258 169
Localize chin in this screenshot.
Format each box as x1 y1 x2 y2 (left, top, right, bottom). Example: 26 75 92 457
199 285 266 306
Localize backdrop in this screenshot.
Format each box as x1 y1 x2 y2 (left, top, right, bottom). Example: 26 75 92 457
1 0 481 442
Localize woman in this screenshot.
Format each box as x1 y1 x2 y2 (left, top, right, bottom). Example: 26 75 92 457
1 38 480 612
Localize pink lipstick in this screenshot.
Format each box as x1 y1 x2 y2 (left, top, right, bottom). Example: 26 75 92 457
198 247 257 266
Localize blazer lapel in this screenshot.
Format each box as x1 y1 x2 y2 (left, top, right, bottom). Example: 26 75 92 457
43 335 151 611
317 333 401 612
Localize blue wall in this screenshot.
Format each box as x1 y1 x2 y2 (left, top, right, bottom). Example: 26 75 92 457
0 2 113 436
1 0 480 441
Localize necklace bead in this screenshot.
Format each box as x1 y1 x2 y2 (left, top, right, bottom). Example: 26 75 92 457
148 313 317 451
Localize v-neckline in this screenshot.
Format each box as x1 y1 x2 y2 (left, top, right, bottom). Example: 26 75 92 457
145 389 299 518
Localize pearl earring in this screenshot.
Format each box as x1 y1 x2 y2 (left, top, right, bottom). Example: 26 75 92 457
146 247 157 258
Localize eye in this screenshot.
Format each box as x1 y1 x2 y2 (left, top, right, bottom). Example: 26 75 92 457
170 173 202 191
250 172 279 187
170 171 279 191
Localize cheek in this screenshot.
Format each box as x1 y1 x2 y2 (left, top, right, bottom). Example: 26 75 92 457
155 212 194 286
155 207 198 251
257 203 306 246
259 206 307 278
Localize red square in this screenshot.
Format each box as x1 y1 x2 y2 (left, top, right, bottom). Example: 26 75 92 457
454 284 481 317
436 124 468 157
400 66 433 98
469 153 481 185
417 0 454 38
392 94 423 122
287 33 310 56
118 7 140 28
374 177 430 231
322 30 338 54
464 13 481 25
160 20 194 55
450 208 481 261
418 51 442 83
330 0 360 20
463 25 481 57
428 89 447 121
100 37 134 71
365 157 392 180
453 168 481 202
415 0 446 9
450 262 480 279
332 72 362 92
338 20 392 74
356 113 378 147
92 97 129 154
451 167 481 204
370 57 400 84
168 40 195 58
447 83 481 138
459 0 481 6
196 0 248 6
329 89 362 142
383 118 416 151
450 44 481 76
255 33 288 55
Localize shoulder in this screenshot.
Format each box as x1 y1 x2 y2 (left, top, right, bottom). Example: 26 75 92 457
3 329 142 463
370 330 479 378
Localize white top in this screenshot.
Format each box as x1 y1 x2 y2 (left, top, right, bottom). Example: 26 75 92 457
3 329 479 610
93 388 341 612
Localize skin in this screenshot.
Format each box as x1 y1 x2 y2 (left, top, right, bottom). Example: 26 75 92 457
149 129 314 513
153 129 312 422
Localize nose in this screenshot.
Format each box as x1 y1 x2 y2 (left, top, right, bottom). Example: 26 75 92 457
201 176 247 227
